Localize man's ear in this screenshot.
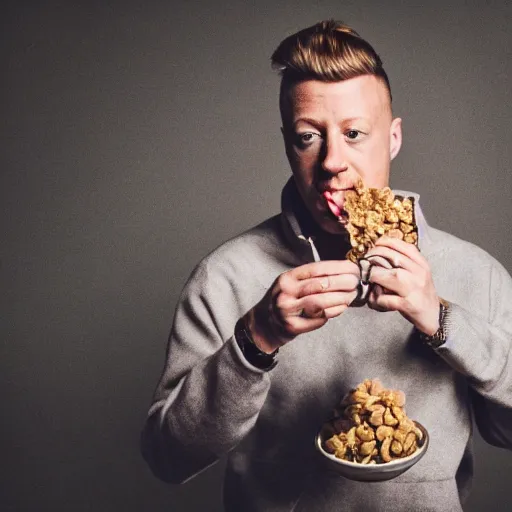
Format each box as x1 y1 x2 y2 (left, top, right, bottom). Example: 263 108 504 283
389 117 402 161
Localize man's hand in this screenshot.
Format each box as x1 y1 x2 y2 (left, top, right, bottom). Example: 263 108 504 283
243 260 360 353
366 236 440 335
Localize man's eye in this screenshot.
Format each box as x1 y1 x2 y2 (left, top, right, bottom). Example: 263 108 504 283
297 132 320 146
346 130 360 140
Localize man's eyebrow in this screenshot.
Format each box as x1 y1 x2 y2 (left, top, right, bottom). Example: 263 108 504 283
292 116 368 128
292 117 323 129
341 117 368 124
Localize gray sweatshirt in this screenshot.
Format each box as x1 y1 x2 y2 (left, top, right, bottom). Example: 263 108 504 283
141 179 512 511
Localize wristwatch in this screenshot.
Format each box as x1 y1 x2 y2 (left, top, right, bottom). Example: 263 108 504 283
234 318 279 371
419 298 450 348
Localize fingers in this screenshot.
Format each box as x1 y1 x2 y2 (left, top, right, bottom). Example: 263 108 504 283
281 315 327 335
281 294 355 334
279 290 358 319
324 304 349 319
368 266 410 297
373 236 426 267
364 246 416 273
301 290 359 315
293 260 360 280
297 273 360 298
367 284 401 312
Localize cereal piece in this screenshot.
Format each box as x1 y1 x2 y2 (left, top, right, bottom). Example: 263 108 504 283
391 439 403 456
366 403 385 414
413 425 424 442
387 228 404 240
384 407 399 426
344 404 363 426
344 404 362 416
393 391 406 407
369 408 385 427
325 435 345 454
344 389 370 405
369 379 384 396
385 210 399 223
360 440 377 456
403 432 417 453
362 379 374 393
360 452 374 465
379 390 399 407
380 437 393 462
356 423 375 442
398 417 415 434
346 426 358 448
376 425 395 441
404 232 418 244
393 429 407 445
400 222 414 234
391 408 404 424
405 440 418 457
364 395 381 410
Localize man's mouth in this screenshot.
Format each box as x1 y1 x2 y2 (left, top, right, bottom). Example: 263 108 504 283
322 190 349 221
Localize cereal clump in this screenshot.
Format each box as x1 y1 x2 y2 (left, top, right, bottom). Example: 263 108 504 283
323 379 424 464
344 180 418 262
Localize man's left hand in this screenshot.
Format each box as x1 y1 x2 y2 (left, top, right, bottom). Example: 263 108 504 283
366 236 440 335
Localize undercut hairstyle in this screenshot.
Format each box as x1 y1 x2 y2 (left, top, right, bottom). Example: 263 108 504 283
271 20 392 120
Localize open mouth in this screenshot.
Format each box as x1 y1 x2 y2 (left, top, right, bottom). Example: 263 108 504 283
322 190 349 222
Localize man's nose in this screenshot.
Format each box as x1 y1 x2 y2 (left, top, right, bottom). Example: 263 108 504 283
321 137 348 175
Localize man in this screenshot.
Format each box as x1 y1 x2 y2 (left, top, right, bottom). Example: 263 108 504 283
142 20 512 511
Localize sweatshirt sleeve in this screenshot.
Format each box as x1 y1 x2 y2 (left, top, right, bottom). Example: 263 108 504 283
435 259 512 450
140 258 273 484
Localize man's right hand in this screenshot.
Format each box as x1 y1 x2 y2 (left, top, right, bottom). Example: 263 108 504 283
243 260 360 353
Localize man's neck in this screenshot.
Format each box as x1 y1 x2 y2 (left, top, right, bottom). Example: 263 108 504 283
310 230 352 261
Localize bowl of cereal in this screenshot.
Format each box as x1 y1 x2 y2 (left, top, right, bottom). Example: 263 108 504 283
315 379 429 482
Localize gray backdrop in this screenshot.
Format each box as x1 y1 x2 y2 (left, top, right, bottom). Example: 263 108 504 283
2 1 512 510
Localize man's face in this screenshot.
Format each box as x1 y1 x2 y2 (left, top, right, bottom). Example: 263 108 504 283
281 75 402 234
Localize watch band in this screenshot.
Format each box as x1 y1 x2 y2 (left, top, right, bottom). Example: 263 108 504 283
419 298 450 348
234 318 279 371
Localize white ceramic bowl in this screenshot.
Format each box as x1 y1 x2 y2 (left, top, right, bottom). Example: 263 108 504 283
315 421 429 482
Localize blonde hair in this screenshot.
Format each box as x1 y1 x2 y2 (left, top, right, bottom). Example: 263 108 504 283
271 20 392 114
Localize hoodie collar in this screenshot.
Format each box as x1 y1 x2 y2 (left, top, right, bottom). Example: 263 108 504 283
280 178 321 263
